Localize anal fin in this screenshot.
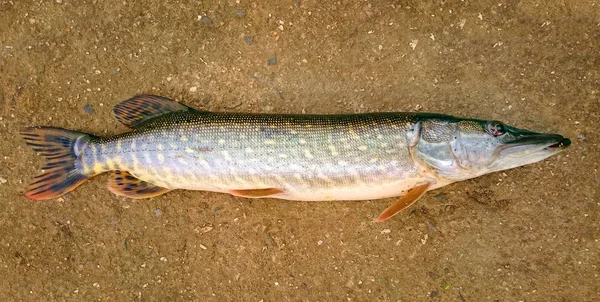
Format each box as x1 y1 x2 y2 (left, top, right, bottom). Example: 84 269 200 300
375 181 432 222
107 170 171 199
228 188 284 198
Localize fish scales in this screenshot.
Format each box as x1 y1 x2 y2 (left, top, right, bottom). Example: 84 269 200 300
21 95 570 221
85 112 422 200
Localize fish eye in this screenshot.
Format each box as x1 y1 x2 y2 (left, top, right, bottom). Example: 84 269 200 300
486 122 506 137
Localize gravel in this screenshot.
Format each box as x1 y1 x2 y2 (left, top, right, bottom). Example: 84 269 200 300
83 104 94 114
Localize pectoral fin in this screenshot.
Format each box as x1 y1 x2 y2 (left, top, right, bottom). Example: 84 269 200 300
375 182 432 222
228 188 284 198
107 170 171 198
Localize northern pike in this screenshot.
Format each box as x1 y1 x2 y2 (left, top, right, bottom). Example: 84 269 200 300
21 95 571 221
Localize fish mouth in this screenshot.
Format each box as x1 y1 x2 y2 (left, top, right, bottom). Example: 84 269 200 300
545 138 571 150
499 133 571 157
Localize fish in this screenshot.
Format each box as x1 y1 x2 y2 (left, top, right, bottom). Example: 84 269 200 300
21 95 571 221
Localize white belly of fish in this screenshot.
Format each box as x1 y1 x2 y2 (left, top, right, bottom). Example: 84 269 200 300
274 178 428 201
181 177 436 201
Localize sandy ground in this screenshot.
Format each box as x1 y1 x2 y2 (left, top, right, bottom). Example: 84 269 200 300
1 0 599 301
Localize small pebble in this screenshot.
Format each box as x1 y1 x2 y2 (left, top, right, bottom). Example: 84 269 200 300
264 232 275 245
202 16 212 24
189 86 198 93
426 220 437 231
83 104 94 115
317 240 323 245
224 102 242 109
235 9 246 17
578 133 586 141
428 271 440 279
243 36 254 45
430 290 438 297
434 194 447 202
196 226 213 233
0 177 6 184
267 56 277 66
160 257 167 262
153 209 162 216
381 229 391 234
410 39 418 50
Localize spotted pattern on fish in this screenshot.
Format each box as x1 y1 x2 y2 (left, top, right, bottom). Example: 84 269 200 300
79 111 426 199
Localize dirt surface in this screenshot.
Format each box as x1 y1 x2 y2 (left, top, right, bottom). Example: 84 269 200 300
1 1 599 301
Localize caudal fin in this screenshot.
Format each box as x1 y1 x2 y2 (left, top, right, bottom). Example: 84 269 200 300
21 127 95 200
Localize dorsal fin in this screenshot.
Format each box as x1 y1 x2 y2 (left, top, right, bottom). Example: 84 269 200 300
113 95 192 128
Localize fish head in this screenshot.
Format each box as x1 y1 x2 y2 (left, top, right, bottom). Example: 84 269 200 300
413 117 570 181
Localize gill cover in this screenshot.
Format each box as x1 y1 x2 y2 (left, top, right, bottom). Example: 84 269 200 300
413 119 476 180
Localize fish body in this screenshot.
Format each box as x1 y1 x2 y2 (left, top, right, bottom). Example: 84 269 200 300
21 95 571 221
85 111 432 201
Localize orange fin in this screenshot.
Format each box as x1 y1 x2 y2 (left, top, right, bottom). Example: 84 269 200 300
107 170 171 198
113 95 192 128
228 188 284 198
375 182 432 222
21 127 95 200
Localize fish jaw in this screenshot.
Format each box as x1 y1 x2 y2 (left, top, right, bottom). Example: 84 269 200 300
485 133 571 173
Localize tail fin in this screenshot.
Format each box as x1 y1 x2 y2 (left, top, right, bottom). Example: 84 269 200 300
21 127 95 200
